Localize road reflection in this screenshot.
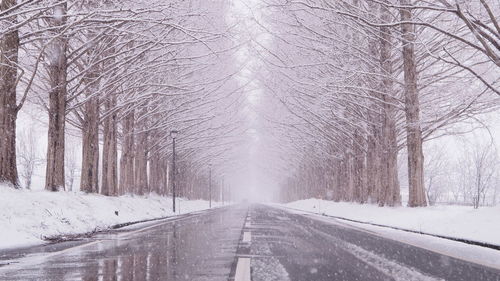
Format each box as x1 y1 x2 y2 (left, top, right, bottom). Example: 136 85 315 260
0 206 246 281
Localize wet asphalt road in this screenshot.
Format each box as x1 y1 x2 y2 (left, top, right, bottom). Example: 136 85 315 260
0 206 247 281
0 204 499 281
248 205 500 281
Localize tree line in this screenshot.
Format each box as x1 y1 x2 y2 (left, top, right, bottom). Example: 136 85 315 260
0 0 239 200
255 0 499 207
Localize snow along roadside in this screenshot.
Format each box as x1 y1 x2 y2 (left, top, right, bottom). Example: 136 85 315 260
278 199 500 248
0 184 225 250
274 203 500 270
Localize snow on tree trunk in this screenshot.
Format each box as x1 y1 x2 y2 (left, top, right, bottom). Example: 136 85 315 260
0 0 20 188
400 0 427 207
45 4 68 192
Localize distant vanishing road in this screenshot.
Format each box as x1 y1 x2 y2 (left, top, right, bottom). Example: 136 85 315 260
0 205 499 281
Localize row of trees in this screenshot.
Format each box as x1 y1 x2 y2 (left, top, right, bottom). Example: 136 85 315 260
255 0 499 206
0 0 241 200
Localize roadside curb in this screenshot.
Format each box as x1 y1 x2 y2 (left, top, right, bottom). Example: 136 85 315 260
276 205 500 251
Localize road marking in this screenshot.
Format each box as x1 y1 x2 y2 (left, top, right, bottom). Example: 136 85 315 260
234 258 251 281
237 254 284 258
242 231 251 243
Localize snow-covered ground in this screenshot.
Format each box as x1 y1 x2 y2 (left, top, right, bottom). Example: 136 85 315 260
0 184 225 250
281 199 500 246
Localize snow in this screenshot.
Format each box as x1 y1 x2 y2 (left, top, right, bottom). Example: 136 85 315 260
281 199 500 246
301 214 500 270
0 184 225 250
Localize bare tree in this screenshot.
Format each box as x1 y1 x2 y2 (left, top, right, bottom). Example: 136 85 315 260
458 138 499 208
423 143 448 205
65 143 78 192
17 126 42 189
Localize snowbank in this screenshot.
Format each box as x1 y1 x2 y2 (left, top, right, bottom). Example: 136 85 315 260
0 184 223 250
282 199 500 246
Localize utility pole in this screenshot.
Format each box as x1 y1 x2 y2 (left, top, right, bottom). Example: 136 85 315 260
209 164 212 208
170 130 178 213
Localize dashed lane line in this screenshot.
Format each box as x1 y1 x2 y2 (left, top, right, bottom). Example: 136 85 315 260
242 232 251 243
234 258 251 281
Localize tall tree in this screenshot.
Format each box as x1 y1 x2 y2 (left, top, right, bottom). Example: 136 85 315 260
119 110 135 194
378 1 401 206
79 30 101 194
0 0 20 187
45 3 68 191
400 0 427 207
101 93 118 196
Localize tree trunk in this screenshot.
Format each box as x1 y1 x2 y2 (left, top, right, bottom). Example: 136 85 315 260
119 111 135 194
45 4 68 191
80 95 99 193
0 0 20 188
101 95 118 196
80 32 100 194
149 151 160 194
332 159 342 202
378 2 401 206
400 0 427 207
366 128 382 203
365 22 383 204
353 129 367 203
134 126 148 195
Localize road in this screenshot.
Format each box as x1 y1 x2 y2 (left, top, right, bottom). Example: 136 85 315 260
0 204 499 281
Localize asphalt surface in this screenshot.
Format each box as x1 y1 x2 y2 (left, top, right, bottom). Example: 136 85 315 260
0 206 247 281
248 205 500 281
0 204 499 281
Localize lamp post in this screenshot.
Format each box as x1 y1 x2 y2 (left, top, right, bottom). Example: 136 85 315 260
170 130 178 213
209 164 212 208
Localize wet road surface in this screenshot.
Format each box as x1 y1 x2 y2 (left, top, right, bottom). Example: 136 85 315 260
247 205 500 281
0 206 247 281
1 204 500 281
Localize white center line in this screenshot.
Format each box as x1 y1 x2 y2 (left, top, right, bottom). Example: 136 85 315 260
234 257 251 281
242 231 251 243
